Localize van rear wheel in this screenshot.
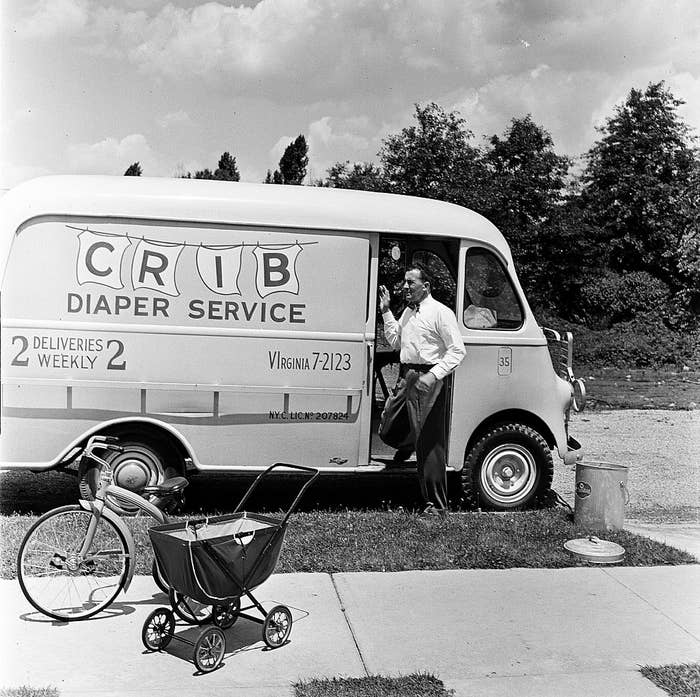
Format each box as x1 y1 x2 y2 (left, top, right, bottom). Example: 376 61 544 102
78 438 182 514
462 423 553 511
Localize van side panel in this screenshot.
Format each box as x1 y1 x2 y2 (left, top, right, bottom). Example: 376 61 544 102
1 218 370 469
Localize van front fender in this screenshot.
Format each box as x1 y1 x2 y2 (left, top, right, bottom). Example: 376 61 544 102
78 499 137 593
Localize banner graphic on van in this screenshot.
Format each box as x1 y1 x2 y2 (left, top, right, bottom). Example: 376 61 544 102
76 230 131 290
70 227 312 300
196 244 243 295
253 243 302 298
131 239 184 297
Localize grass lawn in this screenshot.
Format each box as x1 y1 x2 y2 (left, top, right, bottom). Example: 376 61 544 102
294 674 453 697
640 663 700 696
1 508 694 580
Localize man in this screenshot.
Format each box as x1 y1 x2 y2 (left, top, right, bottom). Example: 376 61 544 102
379 263 466 517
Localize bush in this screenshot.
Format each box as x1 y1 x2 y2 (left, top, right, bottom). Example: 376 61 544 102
576 316 698 368
535 310 700 369
578 270 670 328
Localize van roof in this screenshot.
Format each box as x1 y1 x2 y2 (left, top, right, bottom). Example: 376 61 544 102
0 175 511 275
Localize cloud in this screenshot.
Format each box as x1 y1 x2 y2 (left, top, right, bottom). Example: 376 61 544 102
17 0 693 112
65 133 157 175
158 110 192 128
16 1 700 109
269 135 293 167
306 116 378 178
449 57 700 158
8 0 700 184
267 117 379 181
670 72 700 137
15 0 89 39
451 68 611 154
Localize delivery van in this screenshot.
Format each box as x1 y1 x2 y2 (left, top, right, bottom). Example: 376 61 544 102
0 175 585 511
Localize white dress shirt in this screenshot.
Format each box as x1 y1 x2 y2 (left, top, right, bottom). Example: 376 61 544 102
382 294 466 381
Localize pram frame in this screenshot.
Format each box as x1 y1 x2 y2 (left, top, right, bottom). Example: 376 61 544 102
143 462 319 672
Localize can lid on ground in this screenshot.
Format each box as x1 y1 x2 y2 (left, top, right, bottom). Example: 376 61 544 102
564 536 625 564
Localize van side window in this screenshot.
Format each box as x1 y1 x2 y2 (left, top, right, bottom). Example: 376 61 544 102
412 250 456 308
463 248 523 330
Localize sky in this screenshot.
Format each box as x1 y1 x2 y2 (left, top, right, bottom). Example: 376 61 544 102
2 0 699 189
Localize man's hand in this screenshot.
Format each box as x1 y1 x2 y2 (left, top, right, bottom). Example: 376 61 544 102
379 285 391 312
417 371 437 392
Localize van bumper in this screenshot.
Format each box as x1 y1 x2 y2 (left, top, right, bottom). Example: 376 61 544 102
563 436 583 465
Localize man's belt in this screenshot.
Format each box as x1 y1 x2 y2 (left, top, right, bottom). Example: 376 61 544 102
400 362 436 375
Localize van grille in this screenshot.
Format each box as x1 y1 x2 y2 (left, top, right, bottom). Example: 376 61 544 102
542 327 574 382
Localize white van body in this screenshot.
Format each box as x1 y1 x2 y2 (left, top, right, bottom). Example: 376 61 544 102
0 176 584 510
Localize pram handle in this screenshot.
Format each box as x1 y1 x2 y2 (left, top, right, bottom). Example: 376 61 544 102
232 463 319 526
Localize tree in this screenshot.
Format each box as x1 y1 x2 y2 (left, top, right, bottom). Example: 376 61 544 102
581 81 697 284
214 151 240 181
322 161 387 191
179 151 241 180
278 135 308 185
676 160 700 317
482 115 571 307
536 198 602 319
264 169 284 184
124 162 142 176
378 102 487 208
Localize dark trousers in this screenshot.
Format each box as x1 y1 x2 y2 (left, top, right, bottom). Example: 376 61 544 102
386 367 449 511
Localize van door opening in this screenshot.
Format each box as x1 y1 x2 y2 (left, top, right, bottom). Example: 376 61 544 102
369 235 460 466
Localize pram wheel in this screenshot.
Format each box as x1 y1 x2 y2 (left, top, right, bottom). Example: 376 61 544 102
194 627 225 673
263 605 292 648
142 608 175 651
213 598 240 629
169 588 213 625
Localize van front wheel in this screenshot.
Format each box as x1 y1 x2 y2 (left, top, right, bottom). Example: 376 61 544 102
462 423 553 511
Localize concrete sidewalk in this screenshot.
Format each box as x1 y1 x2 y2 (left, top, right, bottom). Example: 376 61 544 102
624 521 700 561
1 565 699 697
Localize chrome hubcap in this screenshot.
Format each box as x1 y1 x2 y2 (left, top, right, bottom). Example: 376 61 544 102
481 444 536 505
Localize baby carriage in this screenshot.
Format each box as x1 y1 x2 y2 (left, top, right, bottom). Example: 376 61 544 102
141 463 318 673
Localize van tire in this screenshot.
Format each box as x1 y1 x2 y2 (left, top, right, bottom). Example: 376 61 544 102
78 438 183 514
462 423 553 511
